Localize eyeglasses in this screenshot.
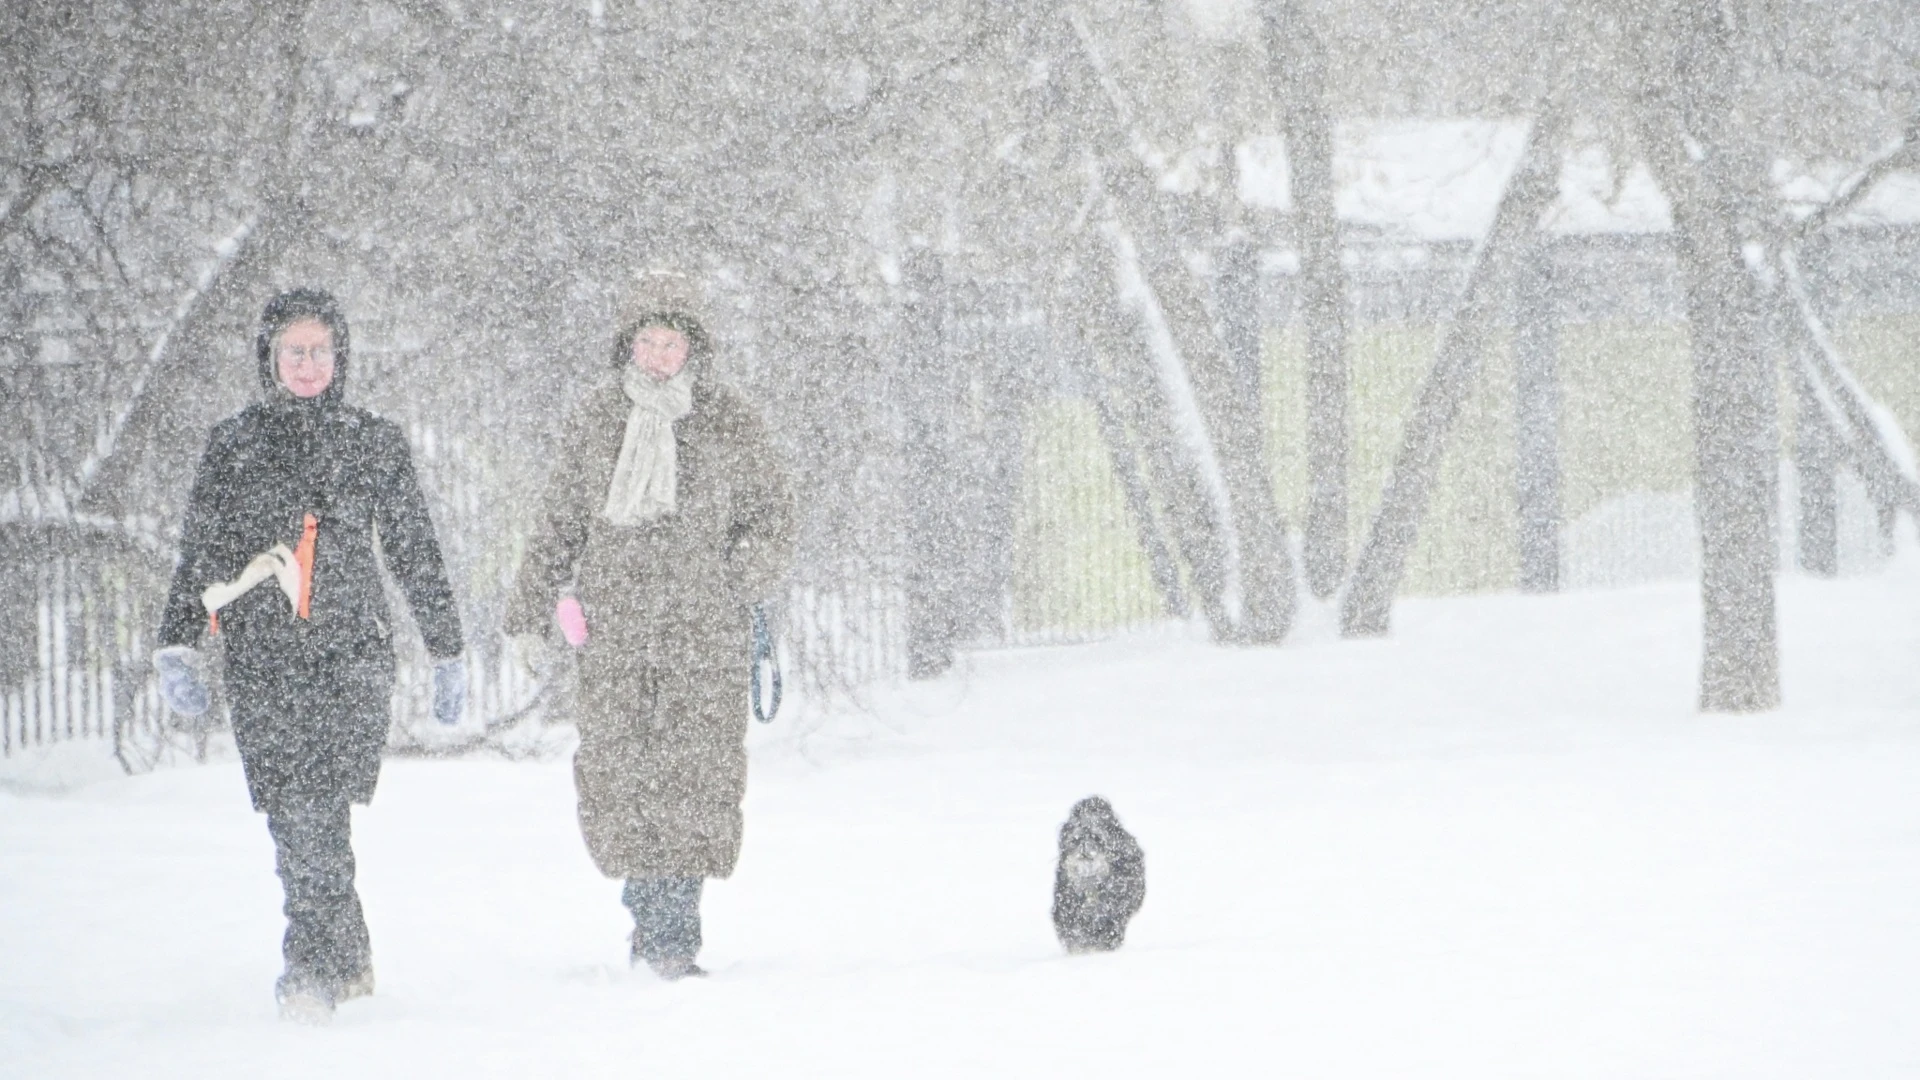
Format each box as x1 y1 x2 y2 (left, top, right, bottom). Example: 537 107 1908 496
277 345 335 364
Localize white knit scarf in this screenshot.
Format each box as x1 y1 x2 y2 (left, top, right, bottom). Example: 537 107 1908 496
603 366 694 526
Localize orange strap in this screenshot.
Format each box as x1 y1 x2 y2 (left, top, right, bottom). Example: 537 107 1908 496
206 512 317 632
293 512 317 620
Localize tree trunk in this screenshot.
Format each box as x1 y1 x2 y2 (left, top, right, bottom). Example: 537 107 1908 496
955 279 1034 647
1676 220 1780 712
1341 112 1563 637
1514 237 1562 593
1262 0 1349 601
1630 3 1780 712
901 251 962 680
1216 238 1264 418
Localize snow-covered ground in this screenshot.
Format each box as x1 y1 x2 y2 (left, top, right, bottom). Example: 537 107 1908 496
5 563 1920 1079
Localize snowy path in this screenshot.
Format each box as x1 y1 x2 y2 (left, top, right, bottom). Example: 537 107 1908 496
5 568 1920 1078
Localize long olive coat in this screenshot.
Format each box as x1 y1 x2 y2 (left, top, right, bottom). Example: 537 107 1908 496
506 374 794 880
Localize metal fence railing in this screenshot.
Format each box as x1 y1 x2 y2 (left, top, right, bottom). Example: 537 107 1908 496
9 232 1917 770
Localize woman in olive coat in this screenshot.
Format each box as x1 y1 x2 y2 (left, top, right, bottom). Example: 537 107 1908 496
506 271 794 978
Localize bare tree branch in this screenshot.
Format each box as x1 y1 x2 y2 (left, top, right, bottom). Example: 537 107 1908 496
1789 112 1920 242
1779 249 1920 517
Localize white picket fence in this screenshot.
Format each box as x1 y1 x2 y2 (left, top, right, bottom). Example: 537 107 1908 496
1 555 172 770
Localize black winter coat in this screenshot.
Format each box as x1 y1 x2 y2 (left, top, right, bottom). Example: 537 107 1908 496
159 399 462 810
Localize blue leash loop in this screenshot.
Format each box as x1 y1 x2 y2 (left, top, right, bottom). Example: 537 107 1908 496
751 603 782 723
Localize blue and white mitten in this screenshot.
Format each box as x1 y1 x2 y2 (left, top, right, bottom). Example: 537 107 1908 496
153 646 209 717
431 658 467 726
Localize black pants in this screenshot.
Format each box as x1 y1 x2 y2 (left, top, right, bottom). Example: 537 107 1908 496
622 876 703 963
265 795 370 990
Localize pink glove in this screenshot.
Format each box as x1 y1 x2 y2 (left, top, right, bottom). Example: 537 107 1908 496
556 596 588 648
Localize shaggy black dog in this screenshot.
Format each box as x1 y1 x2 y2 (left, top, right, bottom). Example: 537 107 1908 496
1052 796 1146 954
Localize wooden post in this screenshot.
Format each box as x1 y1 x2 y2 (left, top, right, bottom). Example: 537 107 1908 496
1514 237 1562 593
1792 357 1841 577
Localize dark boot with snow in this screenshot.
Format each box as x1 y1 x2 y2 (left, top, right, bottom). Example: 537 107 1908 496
337 965 375 1002
623 875 705 979
275 967 336 1024
644 955 707 981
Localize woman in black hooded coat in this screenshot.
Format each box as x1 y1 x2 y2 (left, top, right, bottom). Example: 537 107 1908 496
154 288 465 1020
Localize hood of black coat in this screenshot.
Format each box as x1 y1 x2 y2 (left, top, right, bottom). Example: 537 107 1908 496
255 288 351 408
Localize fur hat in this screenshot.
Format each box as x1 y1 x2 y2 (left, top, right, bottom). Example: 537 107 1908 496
612 268 716 376
618 268 712 335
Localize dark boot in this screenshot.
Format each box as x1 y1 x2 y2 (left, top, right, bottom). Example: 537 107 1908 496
622 876 705 979
645 955 707 981
274 966 336 1024
337 966 376 1001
